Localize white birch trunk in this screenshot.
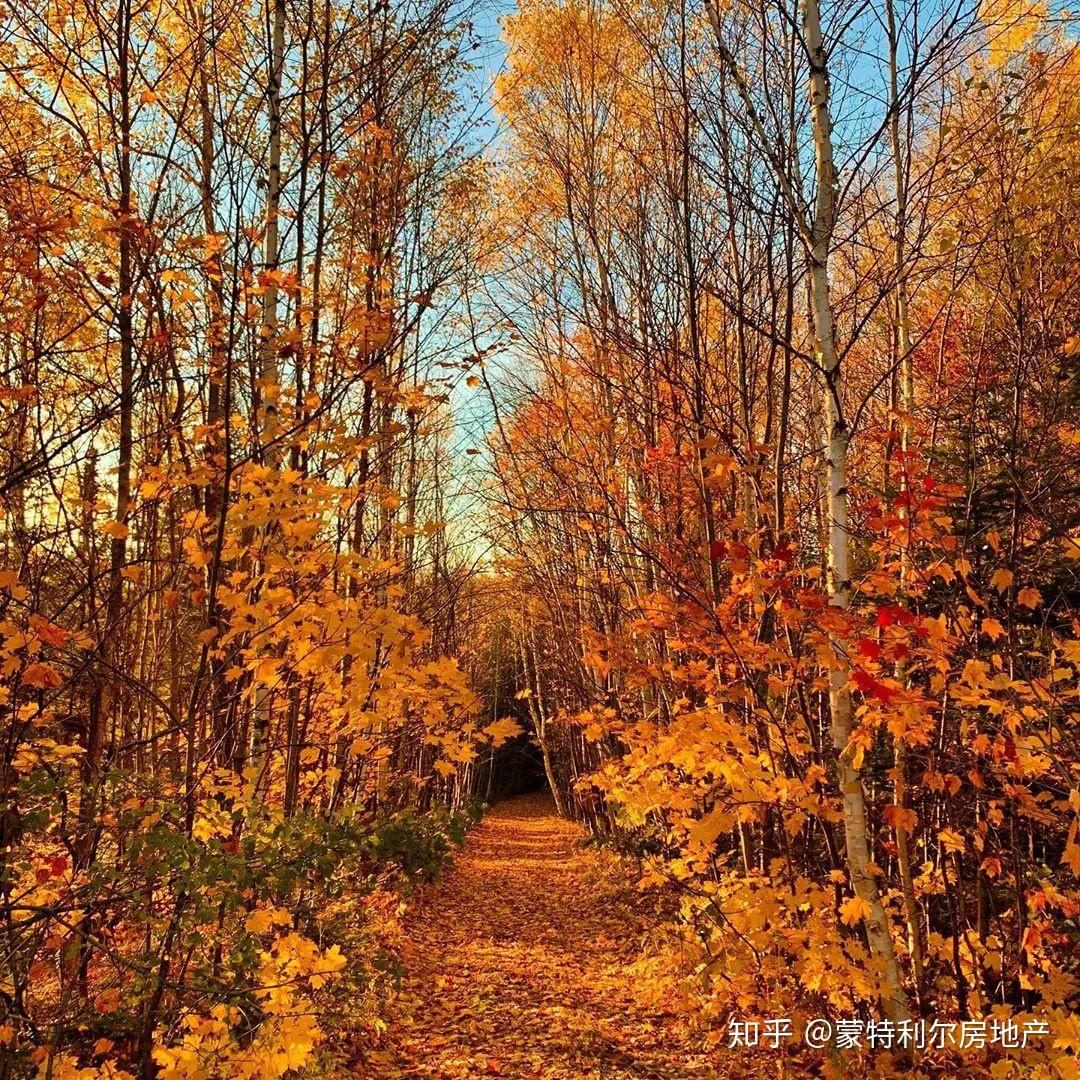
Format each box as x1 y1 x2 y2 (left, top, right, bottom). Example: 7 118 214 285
805 0 911 1025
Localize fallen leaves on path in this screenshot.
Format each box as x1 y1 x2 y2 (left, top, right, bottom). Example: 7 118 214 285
360 794 722 1078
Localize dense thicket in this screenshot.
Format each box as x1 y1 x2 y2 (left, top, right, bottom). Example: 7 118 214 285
482 0 1080 1068
0 1 515 1075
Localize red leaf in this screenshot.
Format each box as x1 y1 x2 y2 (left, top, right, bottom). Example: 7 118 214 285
773 540 794 563
35 855 68 883
852 669 900 702
851 669 874 692
876 604 915 628
854 638 882 662
875 682 900 703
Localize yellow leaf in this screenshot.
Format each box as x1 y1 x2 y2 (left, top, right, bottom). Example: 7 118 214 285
989 568 1013 594
688 807 733 848
288 518 322 542
1064 841 1080 876
1063 818 1080 875
320 943 346 973
484 717 522 746
839 895 874 926
938 828 965 853
0 571 28 600
1017 587 1042 609
245 909 274 934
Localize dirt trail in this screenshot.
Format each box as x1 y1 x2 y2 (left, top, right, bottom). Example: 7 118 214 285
365 793 719 1078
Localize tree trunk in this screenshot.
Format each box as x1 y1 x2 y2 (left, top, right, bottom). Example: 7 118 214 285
886 0 926 1005
251 0 286 773
259 0 285 467
805 0 911 1025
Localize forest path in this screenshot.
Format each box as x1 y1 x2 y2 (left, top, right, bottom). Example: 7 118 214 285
365 793 720 1078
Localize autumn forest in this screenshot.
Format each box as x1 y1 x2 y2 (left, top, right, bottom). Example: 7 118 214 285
0 0 1078 1076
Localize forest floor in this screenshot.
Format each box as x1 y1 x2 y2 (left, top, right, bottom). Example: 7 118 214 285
360 793 725 1079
